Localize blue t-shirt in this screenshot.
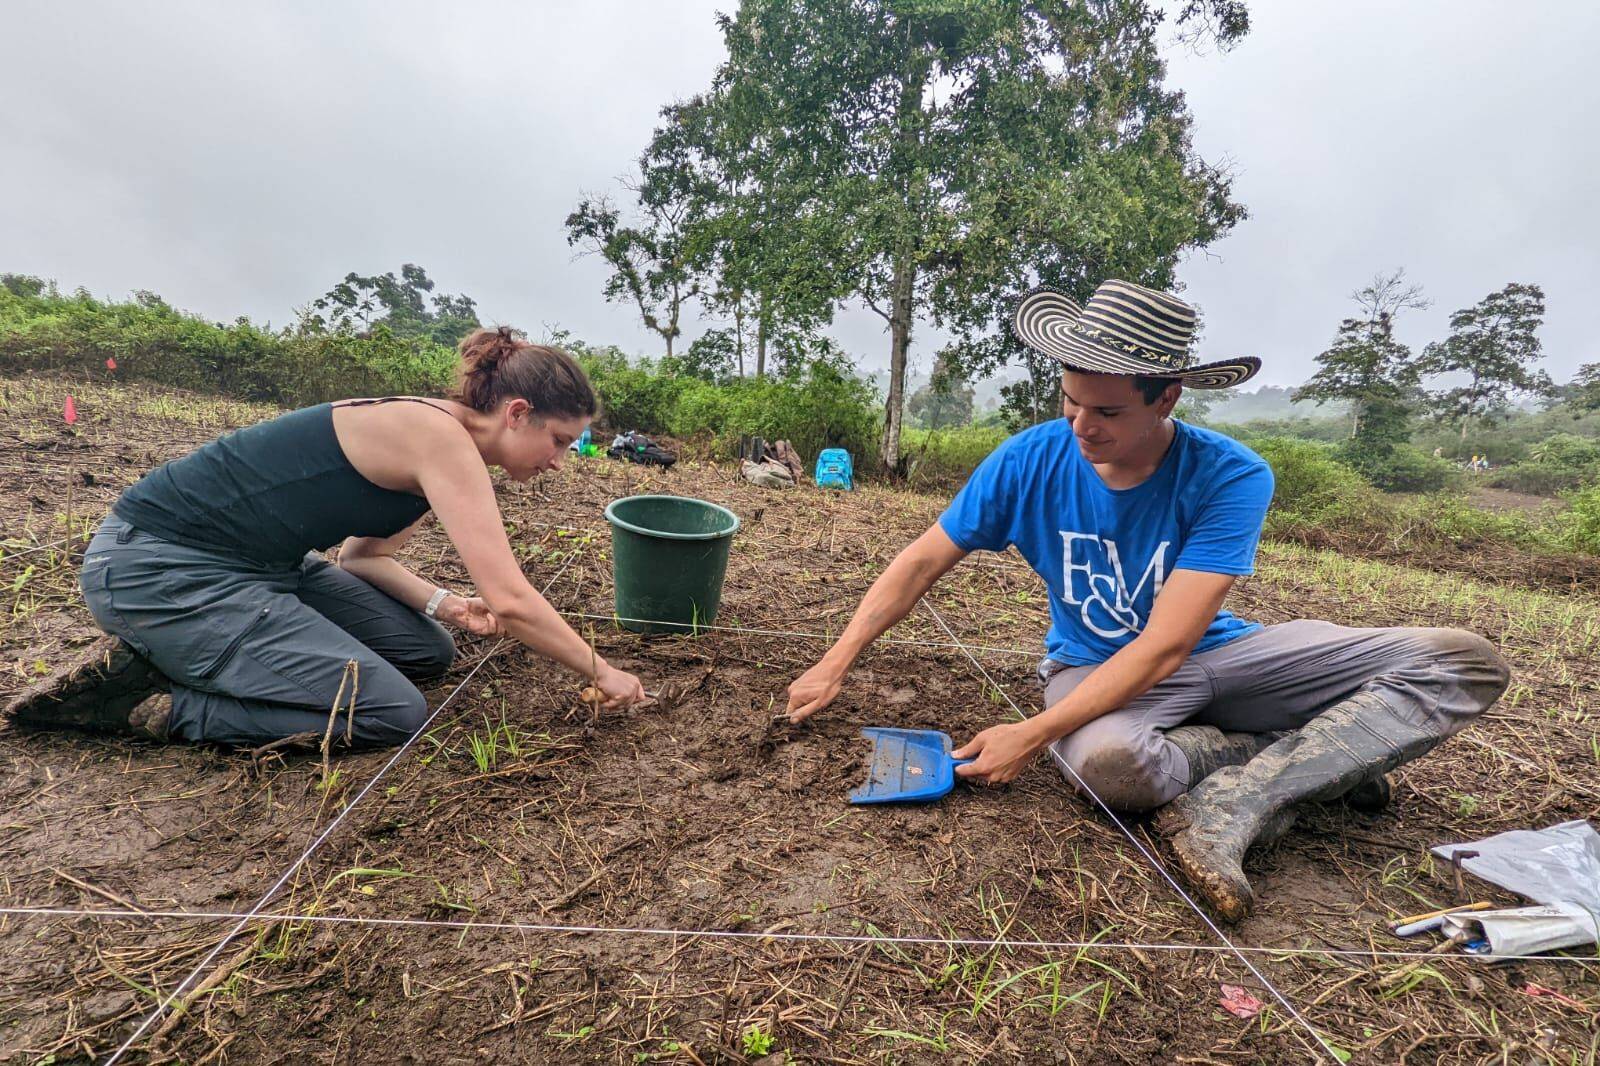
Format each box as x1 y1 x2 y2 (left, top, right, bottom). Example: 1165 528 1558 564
939 419 1273 667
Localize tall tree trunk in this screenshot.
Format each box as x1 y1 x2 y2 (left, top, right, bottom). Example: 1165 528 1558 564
880 256 915 475
755 291 769 378
734 294 746 378
879 51 929 477
1461 373 1481 440
664 284 678 359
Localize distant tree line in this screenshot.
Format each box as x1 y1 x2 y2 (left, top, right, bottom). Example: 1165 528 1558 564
1291 269 1590 488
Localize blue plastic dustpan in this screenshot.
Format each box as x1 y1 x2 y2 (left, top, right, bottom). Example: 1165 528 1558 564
850 727 975 804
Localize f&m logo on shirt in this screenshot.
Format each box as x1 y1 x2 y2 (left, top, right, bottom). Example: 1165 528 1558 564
1060 532 1171 639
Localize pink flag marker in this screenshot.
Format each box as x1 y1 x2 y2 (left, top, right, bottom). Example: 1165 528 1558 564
63 395 78 425
1219 984 1264 1019
105 356 118 371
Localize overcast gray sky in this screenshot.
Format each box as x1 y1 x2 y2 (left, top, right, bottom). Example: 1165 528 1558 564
4 1 1595 391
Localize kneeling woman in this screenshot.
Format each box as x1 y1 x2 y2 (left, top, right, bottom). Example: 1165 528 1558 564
7 328 647 746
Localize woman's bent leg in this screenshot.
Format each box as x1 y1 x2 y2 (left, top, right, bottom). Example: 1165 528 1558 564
293 555 456 680
77 524 434 749
163 590 431 748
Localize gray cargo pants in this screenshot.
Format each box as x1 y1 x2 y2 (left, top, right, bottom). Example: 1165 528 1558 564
1041 620 1509 811
79 517 456 747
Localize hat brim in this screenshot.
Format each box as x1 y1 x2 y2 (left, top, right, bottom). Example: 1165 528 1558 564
1012 286 1259 390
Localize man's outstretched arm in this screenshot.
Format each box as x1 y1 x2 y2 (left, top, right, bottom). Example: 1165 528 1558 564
953 568 1237 783
786 523 969 722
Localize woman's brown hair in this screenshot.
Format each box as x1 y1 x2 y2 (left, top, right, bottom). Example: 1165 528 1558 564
453 326 598 420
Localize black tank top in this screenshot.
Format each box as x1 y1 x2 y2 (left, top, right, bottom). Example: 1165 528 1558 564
113 398 445 568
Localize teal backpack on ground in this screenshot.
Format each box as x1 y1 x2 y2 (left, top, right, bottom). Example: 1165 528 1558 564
815 448 854 491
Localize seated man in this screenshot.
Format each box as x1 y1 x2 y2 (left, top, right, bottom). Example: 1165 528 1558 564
786 280 1509 921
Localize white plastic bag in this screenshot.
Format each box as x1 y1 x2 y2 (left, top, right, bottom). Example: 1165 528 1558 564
1430 820 1600 956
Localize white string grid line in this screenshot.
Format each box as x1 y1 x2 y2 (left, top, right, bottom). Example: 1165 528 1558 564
7 905 1596 965
103 549 577 1063
920 599 1343 1064
0 540 1045 659
560 610 1040 658
0 536 74 562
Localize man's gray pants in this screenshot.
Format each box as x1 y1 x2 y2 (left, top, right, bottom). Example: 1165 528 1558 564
1041 620 1509 812
80 517 456 747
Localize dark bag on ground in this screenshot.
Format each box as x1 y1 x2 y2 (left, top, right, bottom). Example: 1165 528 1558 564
608 431 677 468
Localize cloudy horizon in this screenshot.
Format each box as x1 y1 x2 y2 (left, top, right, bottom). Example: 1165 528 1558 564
4 1 1595 393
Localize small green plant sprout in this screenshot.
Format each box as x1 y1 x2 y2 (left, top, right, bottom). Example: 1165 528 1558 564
430 879 476 914
468 721 500 773
741 1023 776 1057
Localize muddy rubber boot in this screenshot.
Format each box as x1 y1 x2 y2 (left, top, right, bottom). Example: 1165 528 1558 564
127 693 173 741
1161 693 1439 922
1164 724 1284 786
4 635 167 734
1167 724 1392 811
1157 728 1302 849
1343 773 1392 813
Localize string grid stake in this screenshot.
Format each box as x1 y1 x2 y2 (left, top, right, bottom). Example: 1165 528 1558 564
103 550 578 1063
920 599 1344 1064
8 904 1600 964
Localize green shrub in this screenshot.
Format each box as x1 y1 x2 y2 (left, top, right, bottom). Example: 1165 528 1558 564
1339 442 1461 493
1487 462 1586 496
576 346 879 464
683 362 880 462
1406 493 1547 548
578 355 691 435
1529 433 1600 469
1244 436 1370 528
1560 485 1600 554
0 282 459 407
1487 434 1600 495
2 281 887 476
901 424 1010 487
1209 416 1348 444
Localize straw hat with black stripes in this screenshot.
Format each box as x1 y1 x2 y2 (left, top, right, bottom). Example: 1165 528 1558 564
1012 280 1259 389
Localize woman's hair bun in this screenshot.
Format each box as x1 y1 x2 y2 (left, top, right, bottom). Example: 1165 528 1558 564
451 326 598 421
460 325 521 372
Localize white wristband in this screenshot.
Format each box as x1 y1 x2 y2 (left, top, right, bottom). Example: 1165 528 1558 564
424 587 451 618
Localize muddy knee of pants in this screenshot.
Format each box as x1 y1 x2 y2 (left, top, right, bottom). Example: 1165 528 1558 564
1442 629 1510 699
1050 719 1181 813
1418 627 1511 725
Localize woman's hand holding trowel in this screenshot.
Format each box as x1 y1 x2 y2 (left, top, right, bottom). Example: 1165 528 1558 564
580 663 647 710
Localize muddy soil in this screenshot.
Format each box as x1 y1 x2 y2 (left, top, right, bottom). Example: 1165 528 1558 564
2 374 1597 1065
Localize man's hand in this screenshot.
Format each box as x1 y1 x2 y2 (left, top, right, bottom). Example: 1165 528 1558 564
438 595 503 636
786 660 846 723
953 719 1052 784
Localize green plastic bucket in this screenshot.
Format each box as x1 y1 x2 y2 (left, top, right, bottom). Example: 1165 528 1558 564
604 495 740 634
